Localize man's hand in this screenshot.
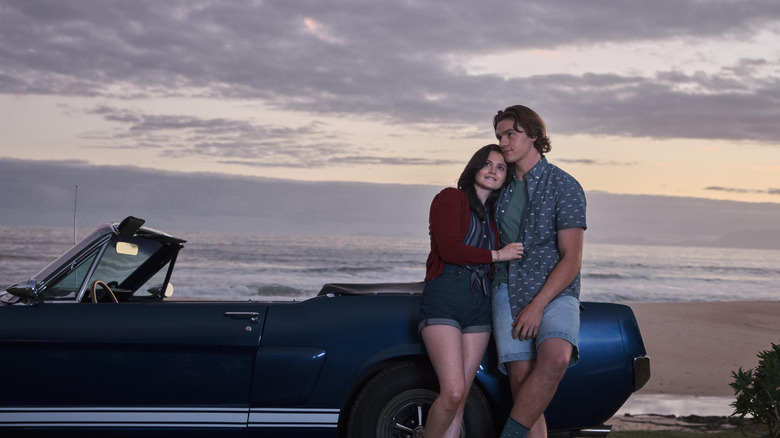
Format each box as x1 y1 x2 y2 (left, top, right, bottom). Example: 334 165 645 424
510 227 584 341
511 301 543 341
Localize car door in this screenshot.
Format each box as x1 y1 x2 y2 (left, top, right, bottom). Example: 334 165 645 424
0 300 266 434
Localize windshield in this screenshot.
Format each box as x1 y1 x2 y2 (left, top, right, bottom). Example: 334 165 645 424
31 226 112 285
41 234 173 302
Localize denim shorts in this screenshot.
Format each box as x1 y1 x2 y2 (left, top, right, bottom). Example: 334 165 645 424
491 283 580 374
418 265 492 334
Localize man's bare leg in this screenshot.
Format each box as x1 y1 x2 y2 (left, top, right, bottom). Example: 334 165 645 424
501 338 572 437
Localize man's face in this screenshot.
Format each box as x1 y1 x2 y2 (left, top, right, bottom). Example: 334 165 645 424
495 118 537 165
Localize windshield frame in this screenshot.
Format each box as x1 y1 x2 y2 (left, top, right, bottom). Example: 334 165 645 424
32 225 114 294
7 219 185 304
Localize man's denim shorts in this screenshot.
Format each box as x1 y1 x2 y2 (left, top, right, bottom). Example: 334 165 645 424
418 264 492 334
491 283 580 374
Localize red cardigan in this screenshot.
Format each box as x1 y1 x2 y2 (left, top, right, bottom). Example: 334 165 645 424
424 188 499 281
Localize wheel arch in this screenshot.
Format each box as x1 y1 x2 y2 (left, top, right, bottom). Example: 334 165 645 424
336 355 430 437
335 355 502 437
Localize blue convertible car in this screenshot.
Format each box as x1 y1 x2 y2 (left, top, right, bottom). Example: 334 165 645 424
0 217 650 437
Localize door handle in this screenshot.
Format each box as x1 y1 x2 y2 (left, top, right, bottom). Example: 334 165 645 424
224 312 260 323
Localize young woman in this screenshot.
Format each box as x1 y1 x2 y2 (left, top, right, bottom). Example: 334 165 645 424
420 144 524 438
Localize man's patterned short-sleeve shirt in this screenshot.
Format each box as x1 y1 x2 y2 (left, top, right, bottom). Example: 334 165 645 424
495 157 587 318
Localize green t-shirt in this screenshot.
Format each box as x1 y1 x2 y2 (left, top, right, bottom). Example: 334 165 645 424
493 180 527 284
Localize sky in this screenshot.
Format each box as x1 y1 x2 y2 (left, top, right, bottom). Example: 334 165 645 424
1 0 780 205
4 159 780 250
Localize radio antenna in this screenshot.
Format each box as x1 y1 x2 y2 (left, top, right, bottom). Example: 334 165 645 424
73 185 78 244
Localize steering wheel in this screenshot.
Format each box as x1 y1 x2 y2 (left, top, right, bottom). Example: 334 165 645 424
91 280 119 304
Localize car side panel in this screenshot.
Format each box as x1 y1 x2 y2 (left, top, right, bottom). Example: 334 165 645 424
0 295 646 435
255 296 645 433
256 295 425 409
546 302 646 430
251 346 328 405
0 302 266 433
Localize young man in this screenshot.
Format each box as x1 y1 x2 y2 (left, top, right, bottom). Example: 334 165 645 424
491 105 587 438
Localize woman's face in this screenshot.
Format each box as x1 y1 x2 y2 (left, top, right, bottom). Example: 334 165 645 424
474 150 507 192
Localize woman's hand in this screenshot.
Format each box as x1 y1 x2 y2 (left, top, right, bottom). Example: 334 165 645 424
494 242 524 262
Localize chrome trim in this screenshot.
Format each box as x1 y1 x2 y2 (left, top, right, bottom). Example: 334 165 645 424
225 312 261 323
249 408 340 428
0 407 245 428
578 426 612 437
549 425 612 438
0 407 340 429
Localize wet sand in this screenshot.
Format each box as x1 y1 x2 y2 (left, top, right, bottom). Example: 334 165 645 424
606 300 780 431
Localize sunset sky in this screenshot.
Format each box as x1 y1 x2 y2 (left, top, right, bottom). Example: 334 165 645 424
1 1 779 204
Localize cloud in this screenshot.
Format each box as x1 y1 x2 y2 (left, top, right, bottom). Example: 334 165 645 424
555 158 636 166
78 104 468 167
326 156 461 166
1 1 779 143
705 186 780 195
3 159 780 248
0 157 438 236
83 105 440 167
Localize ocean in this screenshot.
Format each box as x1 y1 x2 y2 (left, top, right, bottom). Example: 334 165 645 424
1 226 778 303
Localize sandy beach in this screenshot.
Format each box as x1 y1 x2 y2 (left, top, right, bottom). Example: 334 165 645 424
628 301 780 397
606 300 780 431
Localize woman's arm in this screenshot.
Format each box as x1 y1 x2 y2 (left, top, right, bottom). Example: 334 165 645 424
430 189 523 265
429 189 492 265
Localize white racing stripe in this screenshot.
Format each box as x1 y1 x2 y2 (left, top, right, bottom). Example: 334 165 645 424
0 407 340 429
249 408 340 428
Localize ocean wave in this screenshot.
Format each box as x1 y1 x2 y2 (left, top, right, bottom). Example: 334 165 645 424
0 254 42 261
253 284 307 297
303 266 392 274
582 273 648 280
3 227 779 304
174 284 312 300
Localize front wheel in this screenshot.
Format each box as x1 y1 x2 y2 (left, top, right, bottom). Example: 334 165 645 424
346 360 494 438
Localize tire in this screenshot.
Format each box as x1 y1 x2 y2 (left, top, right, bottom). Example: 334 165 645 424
346 360 494 438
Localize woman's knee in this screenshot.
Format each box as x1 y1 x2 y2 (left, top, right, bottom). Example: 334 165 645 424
438 384 467 408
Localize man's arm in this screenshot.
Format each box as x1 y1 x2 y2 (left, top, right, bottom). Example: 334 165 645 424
511 227 584 340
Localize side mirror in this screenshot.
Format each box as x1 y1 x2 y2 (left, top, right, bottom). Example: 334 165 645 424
6 279 40 302
147 283 174 299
